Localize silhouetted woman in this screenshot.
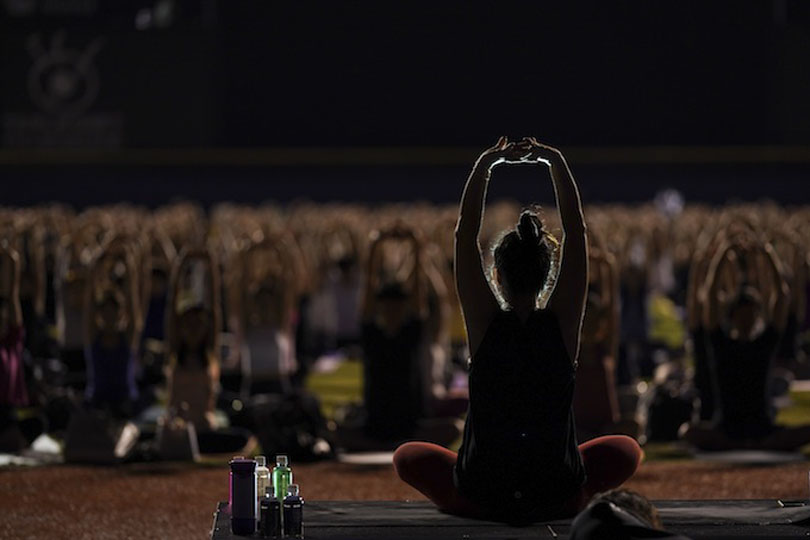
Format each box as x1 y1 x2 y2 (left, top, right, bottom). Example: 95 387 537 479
394 137 643 523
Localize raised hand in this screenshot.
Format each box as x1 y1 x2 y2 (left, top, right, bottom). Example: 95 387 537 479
523 137 564 165
475 136 534 170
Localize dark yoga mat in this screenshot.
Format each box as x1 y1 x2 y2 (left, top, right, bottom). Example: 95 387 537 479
210 500 810 539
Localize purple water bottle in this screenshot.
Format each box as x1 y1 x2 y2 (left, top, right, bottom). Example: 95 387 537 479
229 457 257 535
228 455 245 512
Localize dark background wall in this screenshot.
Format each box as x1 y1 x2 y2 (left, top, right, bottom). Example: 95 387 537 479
4 162 808 209
218 1 789 147
2 0 810 205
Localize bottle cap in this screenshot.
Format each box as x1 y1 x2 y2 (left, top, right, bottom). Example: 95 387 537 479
266 486 275 498
229 458 256 473
276 455 288 467
256 455 266 467
287 484 299 497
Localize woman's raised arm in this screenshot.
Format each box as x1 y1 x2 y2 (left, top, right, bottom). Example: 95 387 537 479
762 242 790 331
526 138 588 363
361 230 386 323
455 137 525 356
701 239 736 331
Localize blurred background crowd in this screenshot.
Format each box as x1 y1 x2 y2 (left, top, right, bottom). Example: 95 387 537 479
2 192 810 462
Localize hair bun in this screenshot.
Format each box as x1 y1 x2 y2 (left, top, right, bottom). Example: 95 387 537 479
517 211 542 242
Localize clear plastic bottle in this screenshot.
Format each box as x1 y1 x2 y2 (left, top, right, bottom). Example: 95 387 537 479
255 455 270 511
260 486 282 538
283 484 304 539
272 455 292 504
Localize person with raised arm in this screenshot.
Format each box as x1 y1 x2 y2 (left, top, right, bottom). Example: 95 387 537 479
165 246 221 432
234 234 300 396
160 244 253 455
684 234 810 451
360 224 429 442
394 137 643 523
83 241 142 419
0 244 27 411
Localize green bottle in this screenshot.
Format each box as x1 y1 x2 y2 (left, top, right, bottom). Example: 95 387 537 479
272 455 292 504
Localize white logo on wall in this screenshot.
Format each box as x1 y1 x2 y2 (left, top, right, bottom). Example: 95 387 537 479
3 0 36 16
26 31 103 119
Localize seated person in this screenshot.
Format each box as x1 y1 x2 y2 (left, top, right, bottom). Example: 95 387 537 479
0 245 37 452
142 232 175 346
394 138 643 523
685 228 721 423
361 227 429 440
16 223 47 359
164 247 252 455
685 237 810 451
232 237 300 396
83 243 141 419
336 225 459 450
166 248 221 432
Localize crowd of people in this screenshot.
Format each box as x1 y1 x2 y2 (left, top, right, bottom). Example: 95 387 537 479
0 145 808 492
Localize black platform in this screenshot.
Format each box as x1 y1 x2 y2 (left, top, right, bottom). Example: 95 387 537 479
210 500 810 539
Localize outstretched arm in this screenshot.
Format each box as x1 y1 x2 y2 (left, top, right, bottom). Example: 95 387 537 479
83 252 102 347
361 231 386 322
207 248 223 354
423 244 450 344
165 249 188 356
793 244 806 328
396 227 429 320
30 227 47 318
762 242 790 331
455 137 524 356
121 250 141 350
686 239 711 332
702 239 735 331
601 251 620 362
529 139 588 363
0 245 22 328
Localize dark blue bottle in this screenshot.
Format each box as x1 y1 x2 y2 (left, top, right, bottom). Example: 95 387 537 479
260 486 282 538
283 484 304 539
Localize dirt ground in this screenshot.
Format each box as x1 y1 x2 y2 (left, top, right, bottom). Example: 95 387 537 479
0 460 808 540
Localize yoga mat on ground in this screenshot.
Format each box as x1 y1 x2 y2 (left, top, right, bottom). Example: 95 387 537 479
657 499 810 526
336 452 395 466
211 500 810 539
692 450 806 464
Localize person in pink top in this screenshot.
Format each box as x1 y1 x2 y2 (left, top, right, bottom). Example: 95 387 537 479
0 243 30 452
0 244 27 409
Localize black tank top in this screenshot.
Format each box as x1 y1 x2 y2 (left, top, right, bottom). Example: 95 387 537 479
454 308 585 522
709 325 778 439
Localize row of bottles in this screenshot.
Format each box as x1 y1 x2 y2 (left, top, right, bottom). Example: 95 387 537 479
260 484 303 538
229 454 303 538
